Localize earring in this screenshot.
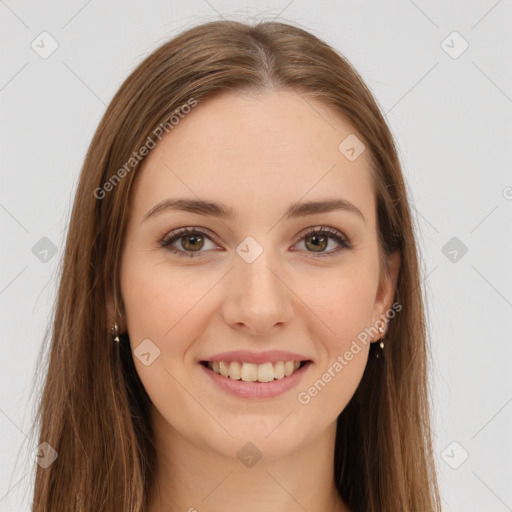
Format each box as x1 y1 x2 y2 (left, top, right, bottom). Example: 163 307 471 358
374 326 385 359
111 322 120 343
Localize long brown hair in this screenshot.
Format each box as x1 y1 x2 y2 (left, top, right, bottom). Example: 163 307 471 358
28 19 441 511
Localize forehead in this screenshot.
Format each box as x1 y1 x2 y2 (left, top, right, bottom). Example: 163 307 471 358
130 90 375 224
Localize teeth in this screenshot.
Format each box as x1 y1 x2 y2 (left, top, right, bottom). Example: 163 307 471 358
241 363 258 382
207 360 305 382
219 361 229 377
273 361 285 379
257 362 274 383
229 361 241 380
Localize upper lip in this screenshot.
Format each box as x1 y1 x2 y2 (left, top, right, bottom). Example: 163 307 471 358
200 350 312 365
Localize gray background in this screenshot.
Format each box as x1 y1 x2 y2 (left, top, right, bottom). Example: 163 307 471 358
1 1 511 510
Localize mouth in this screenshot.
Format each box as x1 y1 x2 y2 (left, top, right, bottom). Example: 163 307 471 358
200 359 311 383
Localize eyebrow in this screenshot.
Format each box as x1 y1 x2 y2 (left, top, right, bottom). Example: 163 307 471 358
142 197 366 225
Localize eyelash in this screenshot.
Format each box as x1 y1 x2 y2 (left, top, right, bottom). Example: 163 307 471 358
159 226 352 259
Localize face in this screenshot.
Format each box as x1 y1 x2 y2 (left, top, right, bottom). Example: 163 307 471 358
114 89 399 461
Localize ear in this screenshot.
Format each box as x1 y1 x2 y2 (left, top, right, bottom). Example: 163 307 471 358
371 250 401 340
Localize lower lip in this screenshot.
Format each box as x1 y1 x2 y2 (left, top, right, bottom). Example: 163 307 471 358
199 361 312 400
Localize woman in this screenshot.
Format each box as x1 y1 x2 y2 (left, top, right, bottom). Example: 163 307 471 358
30 19 442 512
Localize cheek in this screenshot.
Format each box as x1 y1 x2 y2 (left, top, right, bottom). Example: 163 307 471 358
120 259 209 409
293 263 376 401
120 256 218 351
121 262 174 339
293 274 374 414
298 262 378 339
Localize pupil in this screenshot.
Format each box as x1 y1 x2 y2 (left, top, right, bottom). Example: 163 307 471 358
183 235 203 251
307 234 326 252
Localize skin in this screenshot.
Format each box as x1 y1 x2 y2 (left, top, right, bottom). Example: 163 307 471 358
108 89 400 512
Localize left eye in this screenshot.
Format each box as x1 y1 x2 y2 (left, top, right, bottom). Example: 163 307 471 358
160 226 352 258
160 227 219 258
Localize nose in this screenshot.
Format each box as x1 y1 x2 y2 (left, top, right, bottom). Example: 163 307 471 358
221 244 294 335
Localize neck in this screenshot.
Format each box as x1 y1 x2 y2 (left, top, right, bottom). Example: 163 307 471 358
147 406 351 512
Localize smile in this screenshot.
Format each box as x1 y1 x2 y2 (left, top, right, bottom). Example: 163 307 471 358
199 360 313 399
202 360 307 382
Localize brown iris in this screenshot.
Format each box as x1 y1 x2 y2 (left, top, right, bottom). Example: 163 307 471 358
181 233 204 252
304 233 328 252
